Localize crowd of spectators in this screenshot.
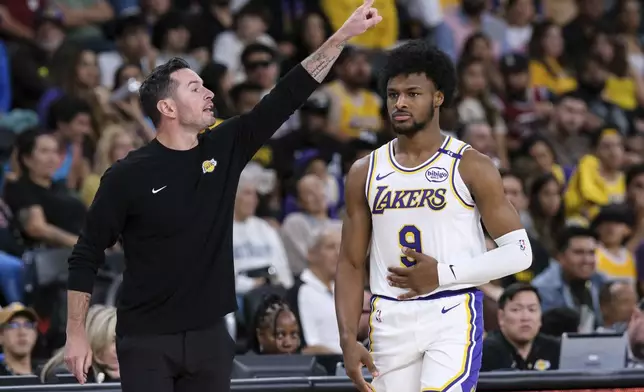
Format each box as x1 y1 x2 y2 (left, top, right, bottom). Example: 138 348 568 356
2 0 644 384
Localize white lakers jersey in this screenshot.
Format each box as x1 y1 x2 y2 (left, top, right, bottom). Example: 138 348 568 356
366 136 487 299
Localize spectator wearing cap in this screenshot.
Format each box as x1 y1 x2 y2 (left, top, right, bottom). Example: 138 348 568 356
0 303 38 376
212 4 276 82
499 53 553 138
481 283 560 372
565 126 626 226
152 10 202 72
597 280 638 333
97 13 155 89
271 91 343 186
8 7 66 111
322 46 383 142
528 20 577 96
592 204 636 282
532 226 606 333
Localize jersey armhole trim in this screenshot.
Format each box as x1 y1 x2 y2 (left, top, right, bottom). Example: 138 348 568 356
365 151 378 201
450 144 475 209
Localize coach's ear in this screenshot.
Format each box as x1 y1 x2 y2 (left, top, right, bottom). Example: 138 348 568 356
434 92 444 108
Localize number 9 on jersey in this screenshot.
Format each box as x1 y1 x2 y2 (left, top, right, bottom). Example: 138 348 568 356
398 224 422 267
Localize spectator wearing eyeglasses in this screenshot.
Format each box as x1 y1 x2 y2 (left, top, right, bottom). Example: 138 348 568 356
0 303 38 376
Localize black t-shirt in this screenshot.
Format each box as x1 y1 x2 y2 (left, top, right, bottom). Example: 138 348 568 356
67 65 320 337
3 177 87 247
481 330 561 372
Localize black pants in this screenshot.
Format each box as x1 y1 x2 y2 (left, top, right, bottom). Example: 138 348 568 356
116 319 235 392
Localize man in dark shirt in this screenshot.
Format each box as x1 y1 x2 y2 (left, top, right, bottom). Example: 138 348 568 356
63 2 383 392
481 283 560 372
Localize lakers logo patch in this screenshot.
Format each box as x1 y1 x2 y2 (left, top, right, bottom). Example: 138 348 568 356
202 159 217 174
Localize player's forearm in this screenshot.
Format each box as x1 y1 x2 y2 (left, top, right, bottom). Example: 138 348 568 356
438 229 532 286
335 258 365 346
66 290 91 334
301 32 348 83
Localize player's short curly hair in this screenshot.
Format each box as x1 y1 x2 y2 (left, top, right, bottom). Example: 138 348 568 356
379 40 457 107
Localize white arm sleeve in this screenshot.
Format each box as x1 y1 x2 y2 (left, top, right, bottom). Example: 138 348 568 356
437 229 532 286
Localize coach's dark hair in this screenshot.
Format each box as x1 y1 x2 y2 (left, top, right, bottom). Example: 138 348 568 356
15 128 55 174
498 283 541 309
379 40 457 107
555 225 597 253
249 294 293 354
139 57 191 126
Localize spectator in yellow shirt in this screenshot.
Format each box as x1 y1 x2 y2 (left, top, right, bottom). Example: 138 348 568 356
528 20 577 95
565 126 626 226
591 204 637 282
320 0 397 50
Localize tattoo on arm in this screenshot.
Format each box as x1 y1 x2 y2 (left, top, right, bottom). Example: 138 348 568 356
67 290 91 333
302 37 347 83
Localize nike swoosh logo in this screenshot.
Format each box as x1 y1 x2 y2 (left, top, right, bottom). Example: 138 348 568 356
441 304 460 314
376 171 395 181
449 265 457 279
152 186 167 194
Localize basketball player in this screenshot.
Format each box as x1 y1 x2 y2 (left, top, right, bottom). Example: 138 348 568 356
335 41 533 392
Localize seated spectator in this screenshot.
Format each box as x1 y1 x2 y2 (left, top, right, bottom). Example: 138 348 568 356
248 294 301 355
461 33 504 94
233 170 293 295
0 303 39 376
322 46 382 141
4 129 86 248
297 225 342 354
598 280 638 333
40 305 118 383
51 0 114 45
230 81 263 115
527 20 577 96
454 57 508 166
152 10 202 72
80 125 137 207
565 126 625 226
540 92 589 169
481 283 560 371
281 174 342 276
532 226 606 332
527 174 565 256
457 122 502 168
592 205 636 281
46 94 94 191
521 136 565 186
0 197 26 305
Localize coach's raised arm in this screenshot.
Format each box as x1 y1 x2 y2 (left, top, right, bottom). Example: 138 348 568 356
213 0 383 161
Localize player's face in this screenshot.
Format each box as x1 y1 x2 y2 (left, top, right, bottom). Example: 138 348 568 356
168 68 216 130
559 237 597 280
386 73 439 137
499 291 541 345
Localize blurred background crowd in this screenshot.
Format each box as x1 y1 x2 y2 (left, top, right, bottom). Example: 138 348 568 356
1 0 644 385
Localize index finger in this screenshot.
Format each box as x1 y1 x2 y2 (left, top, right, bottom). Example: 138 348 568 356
388 266 411 276
362 0 374 8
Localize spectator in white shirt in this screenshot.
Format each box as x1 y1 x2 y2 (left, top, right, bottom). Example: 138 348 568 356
233 171 293 294
297 225 342 354
212 4 276 82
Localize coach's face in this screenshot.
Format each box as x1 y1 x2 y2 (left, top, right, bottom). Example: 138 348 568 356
166 68 216 130
386 73 443 137
498 290 541 345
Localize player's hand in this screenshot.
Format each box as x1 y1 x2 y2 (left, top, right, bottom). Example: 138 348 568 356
64 331 92 384
337 0 383 39
387 247 439 300
342 341 378 392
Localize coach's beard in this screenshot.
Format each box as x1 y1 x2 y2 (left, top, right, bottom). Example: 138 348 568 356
391 103 435 137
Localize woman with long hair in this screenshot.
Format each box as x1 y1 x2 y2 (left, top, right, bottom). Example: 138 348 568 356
41 305 119 383
79 125 136 207
527 20 577 95
528 173 565 255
